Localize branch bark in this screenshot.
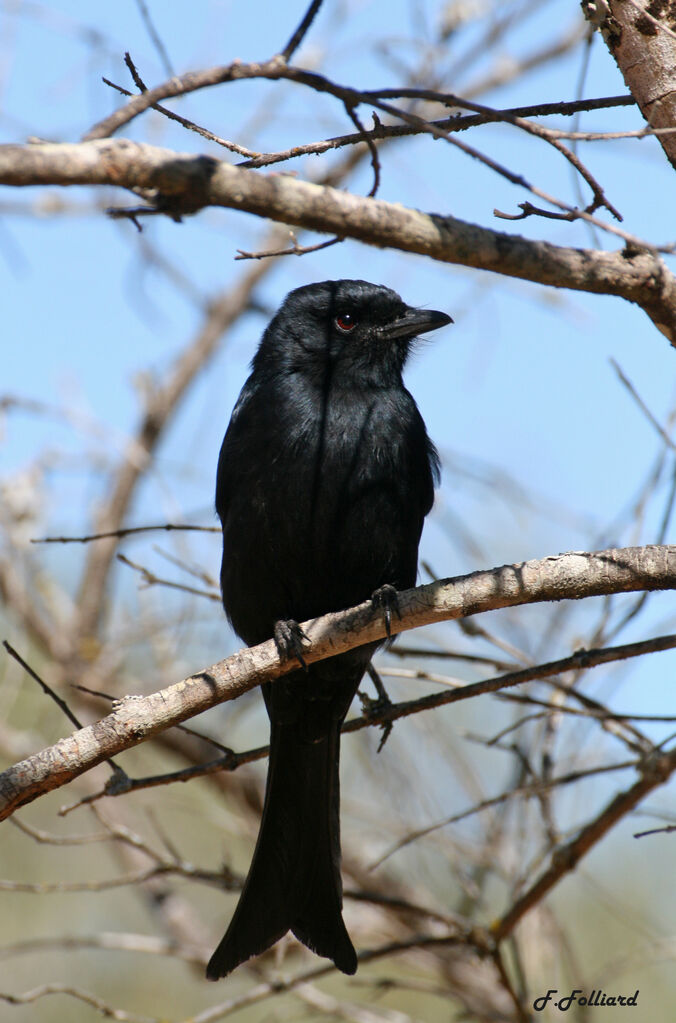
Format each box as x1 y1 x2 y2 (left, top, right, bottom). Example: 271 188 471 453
1 543 675 822
587 0 676 170
1 138 675 341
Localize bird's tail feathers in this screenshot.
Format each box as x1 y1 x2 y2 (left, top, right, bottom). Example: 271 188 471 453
206 713 356 979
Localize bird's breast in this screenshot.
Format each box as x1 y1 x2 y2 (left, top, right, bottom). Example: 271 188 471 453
220 380 428 636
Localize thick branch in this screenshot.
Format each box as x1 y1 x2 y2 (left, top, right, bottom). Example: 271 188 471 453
589 0 676 170
1 544 675 821
1 139 675 341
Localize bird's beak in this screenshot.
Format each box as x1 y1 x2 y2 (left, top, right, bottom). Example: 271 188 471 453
381 306 453 342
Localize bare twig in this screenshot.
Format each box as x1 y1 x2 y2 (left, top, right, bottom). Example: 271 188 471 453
371 759 638 869
280 0 325 62
102 74 261 157
31 522 220 544
133 3 173 77
611 358 676 453
0 984 160 1022
81 59 638 242
117 552 220 602
236 95 635 171
492 745 676 940
3 641 85 731
344 105 381 198
235 234 342 260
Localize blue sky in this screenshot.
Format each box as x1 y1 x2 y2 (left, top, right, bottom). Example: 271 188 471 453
2 0 676 1006
3 0 676 691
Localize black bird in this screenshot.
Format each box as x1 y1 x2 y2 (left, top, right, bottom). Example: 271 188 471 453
207 279 451 980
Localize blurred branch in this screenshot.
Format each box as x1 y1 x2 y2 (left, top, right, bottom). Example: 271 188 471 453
492 743 676 940
134 0 173 77
0 554 60 659
0 984 160 1022
31 522 221 543
71 252 278 648
116 552 220 601
0 930 206 964
371 758 638 869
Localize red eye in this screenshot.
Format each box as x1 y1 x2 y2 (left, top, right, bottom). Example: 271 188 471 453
335 313 356 332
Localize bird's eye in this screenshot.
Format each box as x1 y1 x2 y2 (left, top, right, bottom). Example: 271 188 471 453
335 313 357 332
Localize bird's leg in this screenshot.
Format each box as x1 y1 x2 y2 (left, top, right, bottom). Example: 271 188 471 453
370 583 401 640
358 662 394 752
365 661 391 706
273 618 310 671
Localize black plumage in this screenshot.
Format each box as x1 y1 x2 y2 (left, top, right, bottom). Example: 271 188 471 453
207 279 451 979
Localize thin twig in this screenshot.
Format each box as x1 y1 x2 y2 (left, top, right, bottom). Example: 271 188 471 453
492 745 676 940
133 1 174 77
2 641 127 783
235 234 342 260
102 74 261 157
370 759 637 869
611 358 676 453
0 984 159 1023
3 641 85 731
280 0 325 62
236 95 635 170
31 523 220 544
344 105 381 198
116 552 221 601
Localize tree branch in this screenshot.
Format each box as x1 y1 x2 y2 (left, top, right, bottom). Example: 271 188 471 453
1 139 675 341
1 544 675 821
588 0 676 170
492 744 676 940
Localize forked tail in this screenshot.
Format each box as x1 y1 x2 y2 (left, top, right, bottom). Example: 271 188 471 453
206 709 356 979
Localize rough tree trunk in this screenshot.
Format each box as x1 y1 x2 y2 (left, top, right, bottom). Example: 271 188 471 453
584 0 676 169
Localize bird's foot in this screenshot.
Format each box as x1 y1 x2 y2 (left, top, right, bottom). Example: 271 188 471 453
273 618 310 671
358 663 394 752
371 584 401 640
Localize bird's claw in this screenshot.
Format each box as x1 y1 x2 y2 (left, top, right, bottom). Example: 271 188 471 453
357 689 394 752
273 618 310 671
359 663 394 751
371 584 401 640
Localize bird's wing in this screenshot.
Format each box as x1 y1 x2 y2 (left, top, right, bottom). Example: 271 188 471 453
214 377 259 521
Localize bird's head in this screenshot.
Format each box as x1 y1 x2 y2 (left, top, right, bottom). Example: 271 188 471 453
254 279 452 387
